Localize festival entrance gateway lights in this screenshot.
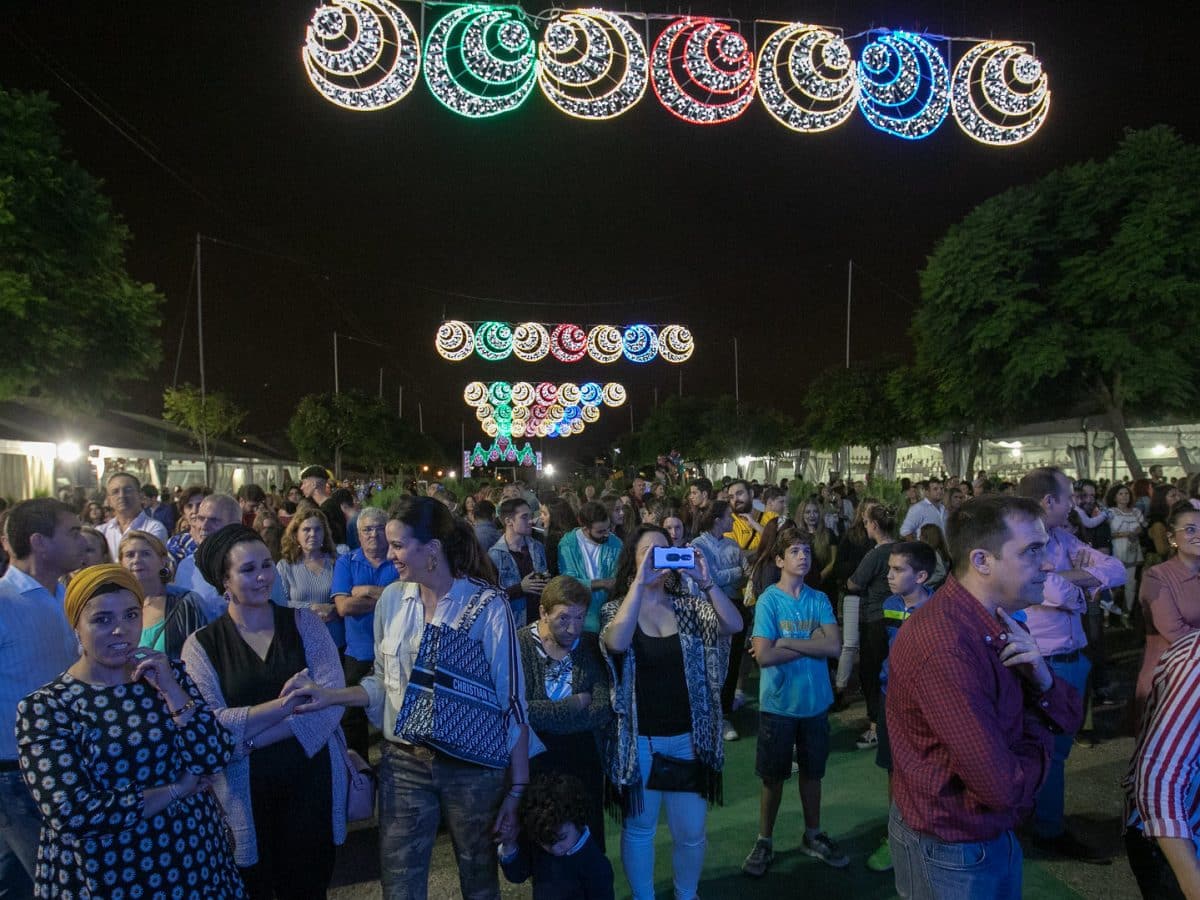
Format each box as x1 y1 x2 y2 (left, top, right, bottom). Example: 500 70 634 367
301 1 1050 145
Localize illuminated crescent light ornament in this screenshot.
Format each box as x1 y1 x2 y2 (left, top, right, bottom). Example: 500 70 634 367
550 324 588 363
512 322 550 361
436 320 475 361
302 0 421 110
538 10 648 120
579 382 603 406
756 23 857 132
857 31 950 139
622 324 658 363
424 6 537 117
602 383 627 407
510 381 534 407
475 321 514 361
651 18 756 124
951 41 1049 145
587 325 624 363
657 325 694 363
463 381 488 405
488 381 513 405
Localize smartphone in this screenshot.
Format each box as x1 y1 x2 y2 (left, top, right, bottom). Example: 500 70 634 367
652 546 695 569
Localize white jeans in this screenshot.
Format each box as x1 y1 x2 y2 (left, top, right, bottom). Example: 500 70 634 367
621 733 708 900
836 594 861 690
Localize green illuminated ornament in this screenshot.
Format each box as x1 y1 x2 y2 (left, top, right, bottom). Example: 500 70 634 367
475 321 514 361
424 5 537 118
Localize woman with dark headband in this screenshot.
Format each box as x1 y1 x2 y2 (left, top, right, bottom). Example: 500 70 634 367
16 564 242 898
181 524 348 899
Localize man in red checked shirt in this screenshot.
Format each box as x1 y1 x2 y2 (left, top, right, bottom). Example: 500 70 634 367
887 494 1083 900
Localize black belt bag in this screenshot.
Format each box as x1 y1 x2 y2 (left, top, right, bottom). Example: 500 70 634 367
645 737 704 794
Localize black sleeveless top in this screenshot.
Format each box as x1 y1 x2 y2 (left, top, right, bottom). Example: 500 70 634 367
633 627 692 737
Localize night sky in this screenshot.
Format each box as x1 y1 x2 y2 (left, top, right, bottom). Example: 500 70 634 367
1 0 1195 465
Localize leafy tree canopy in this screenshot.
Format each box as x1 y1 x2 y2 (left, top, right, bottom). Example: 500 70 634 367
163 384 247 447
0 86 162 404
915 126 1200 477
287 391 441 473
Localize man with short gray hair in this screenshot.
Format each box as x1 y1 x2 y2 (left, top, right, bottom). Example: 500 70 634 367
172 493 243 620
97 471 169 560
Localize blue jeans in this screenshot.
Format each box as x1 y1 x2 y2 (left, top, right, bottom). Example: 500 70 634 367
377 743 506 900
0 769 40 899
889 805 1021 900
622 733 708 900
1034 651 1090 838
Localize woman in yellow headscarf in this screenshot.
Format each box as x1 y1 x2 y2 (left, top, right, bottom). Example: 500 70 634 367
15 564 244 898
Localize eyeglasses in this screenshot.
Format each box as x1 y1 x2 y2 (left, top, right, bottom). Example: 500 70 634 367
1172 525 1200 538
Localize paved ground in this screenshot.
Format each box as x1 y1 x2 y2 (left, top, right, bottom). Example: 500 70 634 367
330 642 1146 899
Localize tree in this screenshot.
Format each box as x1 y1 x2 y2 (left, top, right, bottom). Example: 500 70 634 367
0 87 163 404
804 358 914 480
287 391 436 477
162 385 247 483
916 126 1200 479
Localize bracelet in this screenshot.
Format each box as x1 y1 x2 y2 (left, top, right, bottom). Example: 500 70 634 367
697 582 715 593
169 698 196 719
168 782 181 804
506 790 525 801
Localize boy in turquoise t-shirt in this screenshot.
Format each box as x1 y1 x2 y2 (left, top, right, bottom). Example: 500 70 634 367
866 540 936 873
742 526 847 878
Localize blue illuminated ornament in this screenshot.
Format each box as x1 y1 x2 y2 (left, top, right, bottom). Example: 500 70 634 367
579 382 603 406
622 325 659 363
951 41 1049 146
424 6 537 118
857 31 949 140
303 0 421 111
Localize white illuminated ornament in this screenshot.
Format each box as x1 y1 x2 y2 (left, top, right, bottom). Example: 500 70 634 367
587 325 623 363
437 320 476 361
951 41 1049 146
303 0 421 111
602 383 627 407
757 23 857 132
651 18 756 124
512 322 550 361
463 381 488 406
538 10 648 120
511 381 534 406
657 325 694 363
424 5 537 118
857 31 949 140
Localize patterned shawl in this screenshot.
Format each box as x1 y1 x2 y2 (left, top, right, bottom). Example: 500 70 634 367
598 590 730 817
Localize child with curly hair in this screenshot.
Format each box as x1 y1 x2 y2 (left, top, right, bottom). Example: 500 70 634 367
498 773 614 899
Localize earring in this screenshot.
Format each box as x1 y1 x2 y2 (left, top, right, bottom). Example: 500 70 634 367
427 556 437 573
159 567 171 583
223 589 233 605
75 635 84 657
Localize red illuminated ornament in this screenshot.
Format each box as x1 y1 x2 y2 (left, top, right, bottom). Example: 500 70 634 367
650 17 756 124
550 323 587 362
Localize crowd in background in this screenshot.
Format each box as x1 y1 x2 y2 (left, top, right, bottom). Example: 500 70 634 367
0 456 1198 899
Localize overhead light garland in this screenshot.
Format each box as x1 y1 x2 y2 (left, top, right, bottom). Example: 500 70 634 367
462 380 625 440
301 2 1050 145
437 320 694 363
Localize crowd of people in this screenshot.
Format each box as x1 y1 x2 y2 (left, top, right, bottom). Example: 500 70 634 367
0 459 1197 899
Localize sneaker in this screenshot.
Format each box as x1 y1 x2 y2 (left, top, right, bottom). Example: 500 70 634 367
732 689 747 712
802 832 850 868
855 728 878 750
723 719 740 741
742 838 774 877
866 837 892 872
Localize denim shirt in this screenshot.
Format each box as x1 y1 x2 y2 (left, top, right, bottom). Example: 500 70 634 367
489 537 548 594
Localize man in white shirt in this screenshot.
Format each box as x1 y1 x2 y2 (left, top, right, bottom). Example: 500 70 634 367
172 493 243 620
97 471 169 560
0 499 84 895
899 477 947 540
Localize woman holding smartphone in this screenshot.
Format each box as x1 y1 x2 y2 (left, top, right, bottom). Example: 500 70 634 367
600 524 742 900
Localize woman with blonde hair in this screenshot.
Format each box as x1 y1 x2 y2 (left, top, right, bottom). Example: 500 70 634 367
118 529 207 657
276 507 343 649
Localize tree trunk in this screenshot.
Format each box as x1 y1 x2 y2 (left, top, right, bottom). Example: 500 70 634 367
965 422 981 479
335 446 343 480
867 445 878 481
1106 403 1144 480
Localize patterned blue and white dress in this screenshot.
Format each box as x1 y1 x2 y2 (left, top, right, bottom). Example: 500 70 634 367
16 664 244 899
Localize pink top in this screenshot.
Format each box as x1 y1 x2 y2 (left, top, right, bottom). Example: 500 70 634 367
1025 527 1126 656
1135 557 1200 712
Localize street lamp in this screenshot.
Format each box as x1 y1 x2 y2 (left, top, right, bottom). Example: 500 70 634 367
56 441 82 463
544 463 556 477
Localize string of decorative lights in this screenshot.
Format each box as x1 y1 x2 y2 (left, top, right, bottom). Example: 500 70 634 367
463 381 626 439
302 1 1049 144
436 320 694 363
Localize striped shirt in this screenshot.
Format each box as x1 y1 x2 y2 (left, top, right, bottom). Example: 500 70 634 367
275 557 343 647
1125 630 1200 851
0 566 77 760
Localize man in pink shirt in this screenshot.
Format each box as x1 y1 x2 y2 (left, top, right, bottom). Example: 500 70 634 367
1018 467 1125 862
